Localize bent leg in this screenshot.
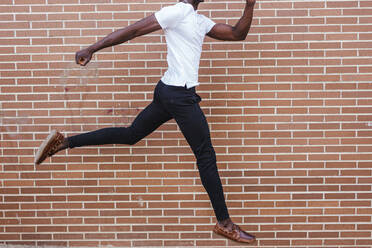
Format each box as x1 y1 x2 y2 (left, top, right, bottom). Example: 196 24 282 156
68 101 172 148
173 103 230 221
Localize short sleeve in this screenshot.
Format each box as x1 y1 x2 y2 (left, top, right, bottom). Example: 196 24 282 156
155 4 184 30
199 15 216 34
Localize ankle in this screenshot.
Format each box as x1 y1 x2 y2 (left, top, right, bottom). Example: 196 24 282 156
63 138 69 148
218 217 232 226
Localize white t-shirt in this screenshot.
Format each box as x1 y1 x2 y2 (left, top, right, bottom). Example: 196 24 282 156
155 2 216 88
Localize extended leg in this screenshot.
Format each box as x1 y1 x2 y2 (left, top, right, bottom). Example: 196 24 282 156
35 101 172 165
67 101 172 148
172 102 229 222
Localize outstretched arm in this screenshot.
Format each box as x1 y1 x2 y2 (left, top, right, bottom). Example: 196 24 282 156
76 14 161 66
207 0 256 41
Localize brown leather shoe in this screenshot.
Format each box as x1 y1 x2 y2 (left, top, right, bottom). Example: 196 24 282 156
34 130 64 165
213 222 256 244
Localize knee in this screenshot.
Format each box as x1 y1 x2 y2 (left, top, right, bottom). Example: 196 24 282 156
126 127 141 145
127 137 139 145
127 132 140 145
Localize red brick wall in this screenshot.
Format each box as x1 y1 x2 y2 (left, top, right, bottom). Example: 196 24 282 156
1 0 372 247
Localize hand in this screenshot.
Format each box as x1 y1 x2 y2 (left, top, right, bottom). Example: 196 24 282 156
75 48 93 66
246 0 256 6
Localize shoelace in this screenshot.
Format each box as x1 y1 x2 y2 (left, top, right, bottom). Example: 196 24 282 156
47 134 63 157
221 223 240 233
232 223 240 231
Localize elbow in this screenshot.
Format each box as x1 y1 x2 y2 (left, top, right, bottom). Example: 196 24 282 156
123 26 139 42
236 34 247 41
232 28 249 41
233 33 247 41
129 22 145 41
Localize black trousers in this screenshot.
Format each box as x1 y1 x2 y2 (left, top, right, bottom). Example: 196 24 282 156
68 80 230 221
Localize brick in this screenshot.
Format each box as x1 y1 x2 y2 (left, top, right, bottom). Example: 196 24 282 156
69 241 99 247
0 0 371 246
292 239 322 246
22 234 52 240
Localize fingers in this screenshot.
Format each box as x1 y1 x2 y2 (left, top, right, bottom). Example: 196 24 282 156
75 49 91 66
76 55 88 66
75 52 79 65
76 58 86 66
78 57 88 66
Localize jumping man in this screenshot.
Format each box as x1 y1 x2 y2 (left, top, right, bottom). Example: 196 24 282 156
35 0 257 243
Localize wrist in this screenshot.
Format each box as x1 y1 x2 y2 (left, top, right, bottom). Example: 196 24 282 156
87 45 96 54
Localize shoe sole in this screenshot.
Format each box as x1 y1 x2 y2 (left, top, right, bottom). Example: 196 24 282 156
34 130 62 165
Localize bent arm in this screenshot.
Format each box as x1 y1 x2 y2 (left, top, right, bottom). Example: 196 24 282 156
207 0 256 41
88 14 161 53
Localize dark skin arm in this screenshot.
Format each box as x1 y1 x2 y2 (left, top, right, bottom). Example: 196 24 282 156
207 0 256 41
76 14 161 66
76 0 256 66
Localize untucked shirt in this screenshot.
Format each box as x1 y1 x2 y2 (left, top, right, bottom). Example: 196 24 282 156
155 2 216 88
